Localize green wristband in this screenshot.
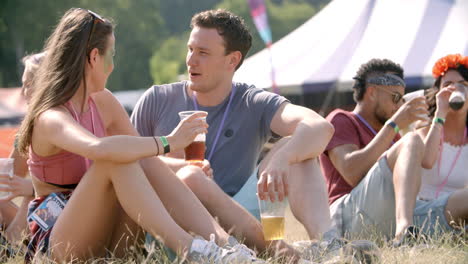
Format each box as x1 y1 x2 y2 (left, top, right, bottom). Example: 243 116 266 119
433 117 445 125
160 136 170 154
386 120 400 133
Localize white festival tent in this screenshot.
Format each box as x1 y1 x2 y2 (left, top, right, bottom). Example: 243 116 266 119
234 0 468 95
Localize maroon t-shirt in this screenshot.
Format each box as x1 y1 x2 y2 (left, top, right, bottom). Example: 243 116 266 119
319 109 400 204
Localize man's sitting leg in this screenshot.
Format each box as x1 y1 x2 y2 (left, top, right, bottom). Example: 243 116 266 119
260 138 380 263
331 132 425 242
177 165 304 262
386 132 425 242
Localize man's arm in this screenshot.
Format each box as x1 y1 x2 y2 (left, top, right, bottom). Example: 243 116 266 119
270 103 334 163
328 96 429 187
328 125 397 187
257 102 334 201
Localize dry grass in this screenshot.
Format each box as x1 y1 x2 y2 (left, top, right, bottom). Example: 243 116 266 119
283 205 467 264
1 205 466 263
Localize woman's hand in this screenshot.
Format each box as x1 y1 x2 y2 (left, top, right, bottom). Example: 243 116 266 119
167 112 208 152
0 174 34 201
435 86 456 118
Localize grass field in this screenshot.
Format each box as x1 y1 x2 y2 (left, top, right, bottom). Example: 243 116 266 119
282 206 468 264
3 204 466 263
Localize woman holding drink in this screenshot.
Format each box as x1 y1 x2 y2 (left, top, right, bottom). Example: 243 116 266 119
414 54 468 234
16 8 264 263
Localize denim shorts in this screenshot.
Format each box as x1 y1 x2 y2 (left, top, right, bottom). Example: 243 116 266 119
232 168 260 220
414 193 454 235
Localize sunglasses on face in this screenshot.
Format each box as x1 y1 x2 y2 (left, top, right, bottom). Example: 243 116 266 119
375 86 404 104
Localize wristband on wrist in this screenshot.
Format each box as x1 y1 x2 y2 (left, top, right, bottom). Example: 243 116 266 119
433 117 445 125
160 136 170 154
386 120 400 133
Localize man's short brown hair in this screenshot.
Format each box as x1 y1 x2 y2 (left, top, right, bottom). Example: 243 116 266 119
191 9 252 70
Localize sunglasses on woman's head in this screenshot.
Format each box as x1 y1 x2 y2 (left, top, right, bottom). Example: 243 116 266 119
84 9 104 50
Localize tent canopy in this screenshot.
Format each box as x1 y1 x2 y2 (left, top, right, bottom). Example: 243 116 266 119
234 0 468 94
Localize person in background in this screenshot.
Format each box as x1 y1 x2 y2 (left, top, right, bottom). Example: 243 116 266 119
319 58 431 245
414 53 468 236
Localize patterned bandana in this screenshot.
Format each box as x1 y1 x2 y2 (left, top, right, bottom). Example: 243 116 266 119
367 73 406 87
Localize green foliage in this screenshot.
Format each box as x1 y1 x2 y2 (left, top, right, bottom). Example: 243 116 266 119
0 0 330 91
0 0 165 91
150 34 189 85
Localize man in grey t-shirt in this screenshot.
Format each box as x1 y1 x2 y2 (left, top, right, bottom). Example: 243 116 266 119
131 9 360 259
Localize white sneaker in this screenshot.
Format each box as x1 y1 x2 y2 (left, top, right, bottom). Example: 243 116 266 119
224 236 267 263
188 234 266 263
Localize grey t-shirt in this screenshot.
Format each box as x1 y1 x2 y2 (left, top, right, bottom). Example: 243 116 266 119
131 81 288 196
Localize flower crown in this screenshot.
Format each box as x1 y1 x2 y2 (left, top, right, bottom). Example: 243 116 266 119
432 54 468 79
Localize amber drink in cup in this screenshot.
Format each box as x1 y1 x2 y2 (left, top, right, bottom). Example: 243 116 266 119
178 111 207 165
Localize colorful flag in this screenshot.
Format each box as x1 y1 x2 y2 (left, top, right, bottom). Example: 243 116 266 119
248 0 272 45
247 0 278 93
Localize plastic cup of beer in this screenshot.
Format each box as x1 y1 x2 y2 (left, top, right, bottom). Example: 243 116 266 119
178 111 207 165
402 90 430 132
258 192 288 241
0 158 14 199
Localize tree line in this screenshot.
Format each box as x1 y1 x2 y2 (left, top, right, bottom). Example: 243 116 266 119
0 0 329 92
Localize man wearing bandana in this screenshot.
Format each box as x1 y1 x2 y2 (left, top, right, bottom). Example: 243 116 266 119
319 59 430 245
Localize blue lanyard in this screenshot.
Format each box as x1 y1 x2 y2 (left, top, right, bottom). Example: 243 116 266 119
192 83 236 161
354 113 395 145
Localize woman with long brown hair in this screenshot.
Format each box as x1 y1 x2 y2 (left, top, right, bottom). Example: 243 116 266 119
414 54 468 236
16 8 263 263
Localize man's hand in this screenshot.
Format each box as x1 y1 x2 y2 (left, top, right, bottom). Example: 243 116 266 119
257 150 289 202
392 96 429 130
189 159 213 179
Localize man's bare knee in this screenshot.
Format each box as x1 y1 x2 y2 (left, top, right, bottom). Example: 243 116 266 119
177 165 207 191
404 132 424 156
388 132 424 169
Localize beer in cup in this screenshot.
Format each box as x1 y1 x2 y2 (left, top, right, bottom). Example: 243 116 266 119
0 158 14 199
178 111 207 164
449 82 467 111
257 192 288 241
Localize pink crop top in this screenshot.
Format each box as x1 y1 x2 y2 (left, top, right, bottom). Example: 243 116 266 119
28 98 106 188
